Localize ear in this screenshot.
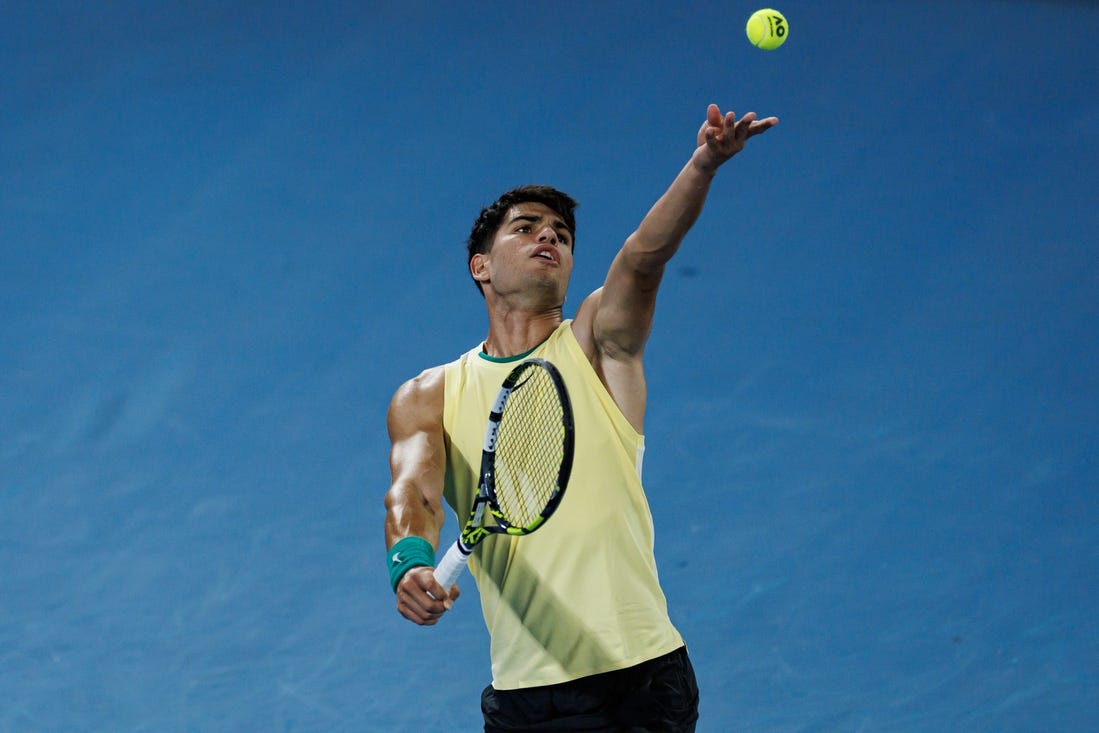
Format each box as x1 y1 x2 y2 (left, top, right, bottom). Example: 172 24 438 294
470 252 491 284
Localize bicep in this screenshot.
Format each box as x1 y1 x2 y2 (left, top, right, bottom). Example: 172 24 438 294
388 429 446 501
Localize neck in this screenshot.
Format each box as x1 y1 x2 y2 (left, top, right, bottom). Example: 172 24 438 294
481 307 563 358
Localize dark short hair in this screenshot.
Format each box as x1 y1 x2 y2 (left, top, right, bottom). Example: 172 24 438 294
466 185 578 295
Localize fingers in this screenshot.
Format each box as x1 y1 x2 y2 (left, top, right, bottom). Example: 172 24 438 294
700 104 778 155
746 116 780 138
732 111 757 141
396 567 457 626
699 104 730 146
707 103 723 127
702 106 750 144
701 104 728 141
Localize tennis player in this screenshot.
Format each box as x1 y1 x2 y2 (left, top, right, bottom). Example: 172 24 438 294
384 103 777 731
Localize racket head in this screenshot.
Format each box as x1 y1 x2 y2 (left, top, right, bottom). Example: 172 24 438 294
484 358 574 535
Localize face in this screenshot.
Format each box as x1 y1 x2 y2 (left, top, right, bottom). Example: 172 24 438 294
471 202 574 306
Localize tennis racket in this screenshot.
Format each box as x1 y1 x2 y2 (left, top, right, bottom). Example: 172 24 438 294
433 357 574 589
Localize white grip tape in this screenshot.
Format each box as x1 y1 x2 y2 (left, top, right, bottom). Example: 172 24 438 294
433 540 471 589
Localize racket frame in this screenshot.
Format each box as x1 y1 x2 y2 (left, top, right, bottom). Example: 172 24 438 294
433 358 573 588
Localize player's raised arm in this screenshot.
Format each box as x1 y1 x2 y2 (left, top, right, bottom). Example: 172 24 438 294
383 366 458 625
573 104 777 427
596 104 778 350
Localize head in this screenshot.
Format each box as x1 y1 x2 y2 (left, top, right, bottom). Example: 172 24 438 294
466 185 578 296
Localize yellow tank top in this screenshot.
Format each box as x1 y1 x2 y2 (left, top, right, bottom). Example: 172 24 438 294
442 320 683 689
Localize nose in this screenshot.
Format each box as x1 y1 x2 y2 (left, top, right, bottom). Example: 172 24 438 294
537 226 558 244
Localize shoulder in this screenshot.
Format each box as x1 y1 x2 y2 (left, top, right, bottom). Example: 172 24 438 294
571 287 642 364
388 365 446 433
569 288 648 431
569 288 602 360
391 365 446 406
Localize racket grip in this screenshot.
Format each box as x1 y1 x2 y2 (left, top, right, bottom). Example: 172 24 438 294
433 540 471 589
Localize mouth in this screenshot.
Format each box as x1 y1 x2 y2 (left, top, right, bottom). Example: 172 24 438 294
531 245 559 264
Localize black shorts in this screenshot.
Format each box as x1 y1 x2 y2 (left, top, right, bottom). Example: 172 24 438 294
481 646 699 732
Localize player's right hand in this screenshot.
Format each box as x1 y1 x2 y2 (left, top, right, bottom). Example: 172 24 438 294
396 566 459 625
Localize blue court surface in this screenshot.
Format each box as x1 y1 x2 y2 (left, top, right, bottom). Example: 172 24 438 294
3 2 1097 731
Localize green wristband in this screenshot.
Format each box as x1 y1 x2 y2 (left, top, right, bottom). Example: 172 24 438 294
388 536 435 592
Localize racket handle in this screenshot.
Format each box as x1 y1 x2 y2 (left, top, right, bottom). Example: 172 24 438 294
433 540 471 589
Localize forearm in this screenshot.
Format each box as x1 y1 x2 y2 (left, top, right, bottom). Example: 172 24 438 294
627 157 716 271
626 105 777 274
384 479 446 549
385 477 457 617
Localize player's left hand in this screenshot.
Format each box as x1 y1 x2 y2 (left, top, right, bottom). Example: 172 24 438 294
694 103 778 172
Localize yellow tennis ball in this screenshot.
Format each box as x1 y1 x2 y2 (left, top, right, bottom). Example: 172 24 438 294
746 8 789 50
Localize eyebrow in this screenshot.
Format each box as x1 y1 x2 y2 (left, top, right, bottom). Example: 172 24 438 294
510 213 571 236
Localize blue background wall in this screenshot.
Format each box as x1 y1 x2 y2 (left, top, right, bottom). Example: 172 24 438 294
3 1 1097 730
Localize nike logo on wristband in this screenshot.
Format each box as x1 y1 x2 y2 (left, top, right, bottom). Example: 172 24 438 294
391 552 402 564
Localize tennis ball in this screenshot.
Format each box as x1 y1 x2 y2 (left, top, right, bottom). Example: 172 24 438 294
746 8 789 50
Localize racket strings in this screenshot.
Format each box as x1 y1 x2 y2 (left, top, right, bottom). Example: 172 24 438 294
493 370 565 529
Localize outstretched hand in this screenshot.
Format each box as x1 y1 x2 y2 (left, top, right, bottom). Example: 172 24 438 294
694 103 778 173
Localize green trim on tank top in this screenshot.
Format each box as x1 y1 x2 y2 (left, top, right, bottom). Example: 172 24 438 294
477 334 552 363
